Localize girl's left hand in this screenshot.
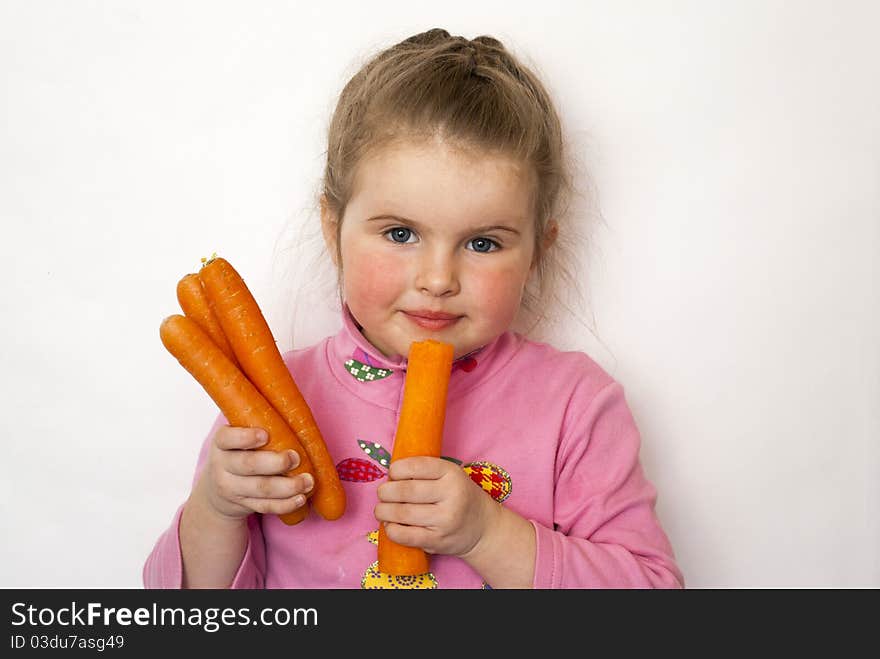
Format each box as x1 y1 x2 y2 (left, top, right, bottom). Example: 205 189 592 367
374 456 499 558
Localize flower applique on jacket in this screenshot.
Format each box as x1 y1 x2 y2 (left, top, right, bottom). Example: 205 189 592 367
343 346 479 382
344 348 395 383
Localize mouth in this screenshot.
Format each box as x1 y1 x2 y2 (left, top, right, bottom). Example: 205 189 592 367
402 310 462 331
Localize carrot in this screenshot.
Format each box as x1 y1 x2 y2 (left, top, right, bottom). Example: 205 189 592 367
377 339 454 575
198 256 346 521
159 313 312 525
176 272 239 368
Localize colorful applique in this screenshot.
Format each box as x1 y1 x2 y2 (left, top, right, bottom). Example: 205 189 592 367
336 457 386 482
455 356 478 372
463 461 512 502
451 345 484 373
344 358 393 383
361 562 438 589
362 531 437 589
335 439 512 589
357 440 391 468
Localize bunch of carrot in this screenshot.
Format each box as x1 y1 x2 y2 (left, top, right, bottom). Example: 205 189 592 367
159 255 346 525
377 339 455 575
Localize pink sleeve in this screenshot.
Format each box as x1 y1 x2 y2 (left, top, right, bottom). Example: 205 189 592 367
142 414 267 589
531 382 684 589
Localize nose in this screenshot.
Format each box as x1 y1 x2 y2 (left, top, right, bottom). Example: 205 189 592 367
414 247 460 297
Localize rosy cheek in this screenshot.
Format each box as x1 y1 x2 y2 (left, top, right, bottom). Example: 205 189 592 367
343 249 403 308
469 266 526 325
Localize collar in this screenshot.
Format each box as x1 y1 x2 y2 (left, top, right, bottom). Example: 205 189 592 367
324 304 523 410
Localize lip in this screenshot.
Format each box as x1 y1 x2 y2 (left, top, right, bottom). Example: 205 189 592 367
406 309 461 320
402 310 462 330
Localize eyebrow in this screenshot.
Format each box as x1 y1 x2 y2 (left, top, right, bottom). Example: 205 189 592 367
365 214 522 236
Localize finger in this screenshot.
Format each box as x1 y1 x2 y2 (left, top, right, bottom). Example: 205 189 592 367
225 472 314 501
374 501 434 527
376 478 441 504
225 448 301 477
214 425 269 451
238 493 309 517
382 521 432 550
387 456 452 481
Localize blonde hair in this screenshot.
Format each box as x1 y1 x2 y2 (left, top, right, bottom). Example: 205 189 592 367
321 28 595 335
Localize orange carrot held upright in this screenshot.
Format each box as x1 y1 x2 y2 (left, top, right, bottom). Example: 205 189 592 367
199 256 346 521
159 313 312 525
377 339 455 576
176 271 239 368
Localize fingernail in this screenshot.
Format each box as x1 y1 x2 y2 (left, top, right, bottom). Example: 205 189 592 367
255 430 268 444
288 450 300 468
302 473 314 492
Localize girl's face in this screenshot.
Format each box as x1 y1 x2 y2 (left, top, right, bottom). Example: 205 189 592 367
322 137 538 360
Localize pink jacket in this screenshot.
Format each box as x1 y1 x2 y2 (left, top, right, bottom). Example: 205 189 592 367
144 306 683 589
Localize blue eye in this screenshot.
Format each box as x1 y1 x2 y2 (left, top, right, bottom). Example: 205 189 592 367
468 237 499 253
385 227 417 244
383 227 498 252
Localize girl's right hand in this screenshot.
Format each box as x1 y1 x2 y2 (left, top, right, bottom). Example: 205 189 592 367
196 425 314 521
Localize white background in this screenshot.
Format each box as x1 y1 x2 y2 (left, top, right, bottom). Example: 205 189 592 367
2 0 877 588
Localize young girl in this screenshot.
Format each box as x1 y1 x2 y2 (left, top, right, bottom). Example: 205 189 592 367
144 28 683 589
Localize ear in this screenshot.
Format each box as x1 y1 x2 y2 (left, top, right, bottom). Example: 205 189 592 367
320 194 340 268
531 220 558 271
542 220 559 252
